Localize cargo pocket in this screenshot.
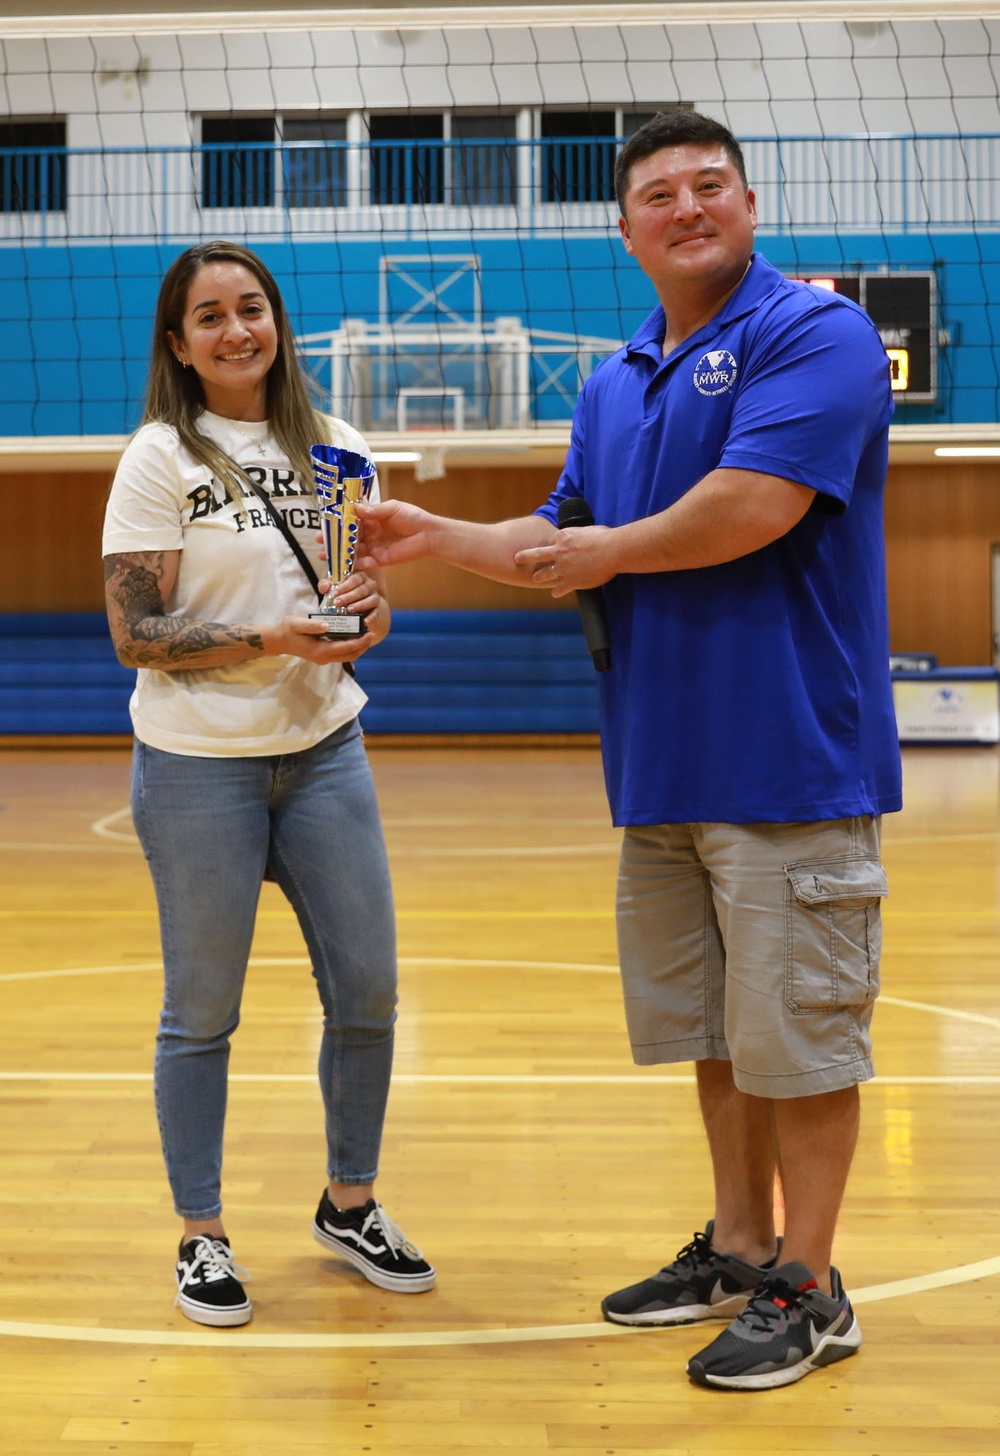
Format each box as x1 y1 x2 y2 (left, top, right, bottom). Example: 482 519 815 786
784 857 888 1013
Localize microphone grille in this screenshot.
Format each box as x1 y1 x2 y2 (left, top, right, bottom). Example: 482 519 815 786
557 496 595 529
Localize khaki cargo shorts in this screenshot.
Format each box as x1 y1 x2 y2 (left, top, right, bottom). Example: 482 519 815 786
615 817 887 1097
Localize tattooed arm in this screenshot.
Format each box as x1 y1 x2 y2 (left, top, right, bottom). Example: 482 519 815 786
103 551 366 670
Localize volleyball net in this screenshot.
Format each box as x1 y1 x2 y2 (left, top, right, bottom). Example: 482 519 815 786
1 6 998 458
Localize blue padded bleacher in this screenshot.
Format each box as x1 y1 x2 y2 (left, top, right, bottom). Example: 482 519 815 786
353 609 600 734
0 613 135 734
0 610 601 736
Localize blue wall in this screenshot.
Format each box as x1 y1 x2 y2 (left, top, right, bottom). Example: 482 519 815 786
0 231 997 436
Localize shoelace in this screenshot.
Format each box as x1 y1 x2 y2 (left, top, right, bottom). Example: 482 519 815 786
360 1201 425 1262
737 1275 810 1333
672 1229 715 1269
175 1235 251 1304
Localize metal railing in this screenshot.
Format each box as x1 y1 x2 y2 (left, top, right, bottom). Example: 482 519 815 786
0 147 66 215
1 133 998 244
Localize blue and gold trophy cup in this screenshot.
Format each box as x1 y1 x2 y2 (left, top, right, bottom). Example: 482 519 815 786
308 444 377 639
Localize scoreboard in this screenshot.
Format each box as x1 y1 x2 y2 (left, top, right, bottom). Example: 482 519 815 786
788 271 937 403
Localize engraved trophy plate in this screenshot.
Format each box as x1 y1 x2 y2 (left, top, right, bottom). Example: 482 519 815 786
307 444 377 639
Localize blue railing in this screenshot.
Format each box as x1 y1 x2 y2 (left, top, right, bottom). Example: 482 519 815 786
1 134 999 242
0 146 66 214
200 137 614 210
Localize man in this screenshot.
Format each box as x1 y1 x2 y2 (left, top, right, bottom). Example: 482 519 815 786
358 107 901 1390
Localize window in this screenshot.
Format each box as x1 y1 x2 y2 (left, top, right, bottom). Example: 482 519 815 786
621 110 661 136
369 114 444 206
282 116 348 208
190 105 685 214
540 111 615 203
0 120 66 214
451 113 517 206
201 116 274 209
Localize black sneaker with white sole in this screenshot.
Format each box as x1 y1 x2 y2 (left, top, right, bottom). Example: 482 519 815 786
174 1233 252 1327
312 1190 436 1293
687 1261 862 1390
601 1220 780 1327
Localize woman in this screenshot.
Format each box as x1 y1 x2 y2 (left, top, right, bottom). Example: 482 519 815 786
103 240 434 1327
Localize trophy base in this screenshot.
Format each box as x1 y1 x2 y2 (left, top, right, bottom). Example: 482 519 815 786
309 609 367 640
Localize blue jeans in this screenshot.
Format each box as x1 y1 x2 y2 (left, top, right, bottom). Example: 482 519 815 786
131 720 397 1221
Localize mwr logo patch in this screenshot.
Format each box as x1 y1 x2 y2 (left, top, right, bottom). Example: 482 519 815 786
693 349 738 396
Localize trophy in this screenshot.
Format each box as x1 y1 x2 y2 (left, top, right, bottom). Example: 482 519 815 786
308 444 377 638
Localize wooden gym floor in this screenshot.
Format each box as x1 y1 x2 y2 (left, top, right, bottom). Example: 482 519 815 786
0 741 997 1455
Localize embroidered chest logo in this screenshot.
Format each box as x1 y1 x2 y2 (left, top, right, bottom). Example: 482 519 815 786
693 349 738 396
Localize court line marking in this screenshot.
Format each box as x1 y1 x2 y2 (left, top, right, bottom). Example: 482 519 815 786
90 806 136 841
0 908 625 919
77 808 1000 852
0 955 996 1348
409 843 620 857
2 1071 1000 1087
0 840 622 859
0 956 616 984
5 905 1000 921
880 994 1000 1029
887 831 1000 846
1 957 999 1032
0 842 136 854
0 1256 997 1350
4 821 1000 859
89 810 619 841
4 911 1000 933
78 802 1000 843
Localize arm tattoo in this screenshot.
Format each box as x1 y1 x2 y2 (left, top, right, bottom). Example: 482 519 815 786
104 553 264 668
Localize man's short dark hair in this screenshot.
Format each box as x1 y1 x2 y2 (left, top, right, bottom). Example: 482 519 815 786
614 107 748 215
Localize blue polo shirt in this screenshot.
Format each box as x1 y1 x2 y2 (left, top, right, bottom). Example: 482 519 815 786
537 253 902 826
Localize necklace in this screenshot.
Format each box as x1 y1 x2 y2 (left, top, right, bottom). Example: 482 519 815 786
228 419 269 457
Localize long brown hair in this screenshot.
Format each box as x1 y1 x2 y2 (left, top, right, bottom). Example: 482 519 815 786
143 240 334 501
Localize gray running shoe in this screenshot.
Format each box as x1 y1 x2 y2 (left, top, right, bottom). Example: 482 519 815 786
686 1261 862 1390
601 1221 779 1327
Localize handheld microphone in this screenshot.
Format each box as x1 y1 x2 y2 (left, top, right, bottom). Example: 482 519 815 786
557 496 611 673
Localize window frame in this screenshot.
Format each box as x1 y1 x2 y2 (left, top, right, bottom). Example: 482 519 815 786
0 118 68 216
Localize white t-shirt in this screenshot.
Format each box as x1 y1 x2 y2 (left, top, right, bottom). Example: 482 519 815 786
102 410 373 757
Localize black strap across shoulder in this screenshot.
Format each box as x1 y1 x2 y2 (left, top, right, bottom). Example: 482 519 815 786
237 470 357 679
241 474 323 602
